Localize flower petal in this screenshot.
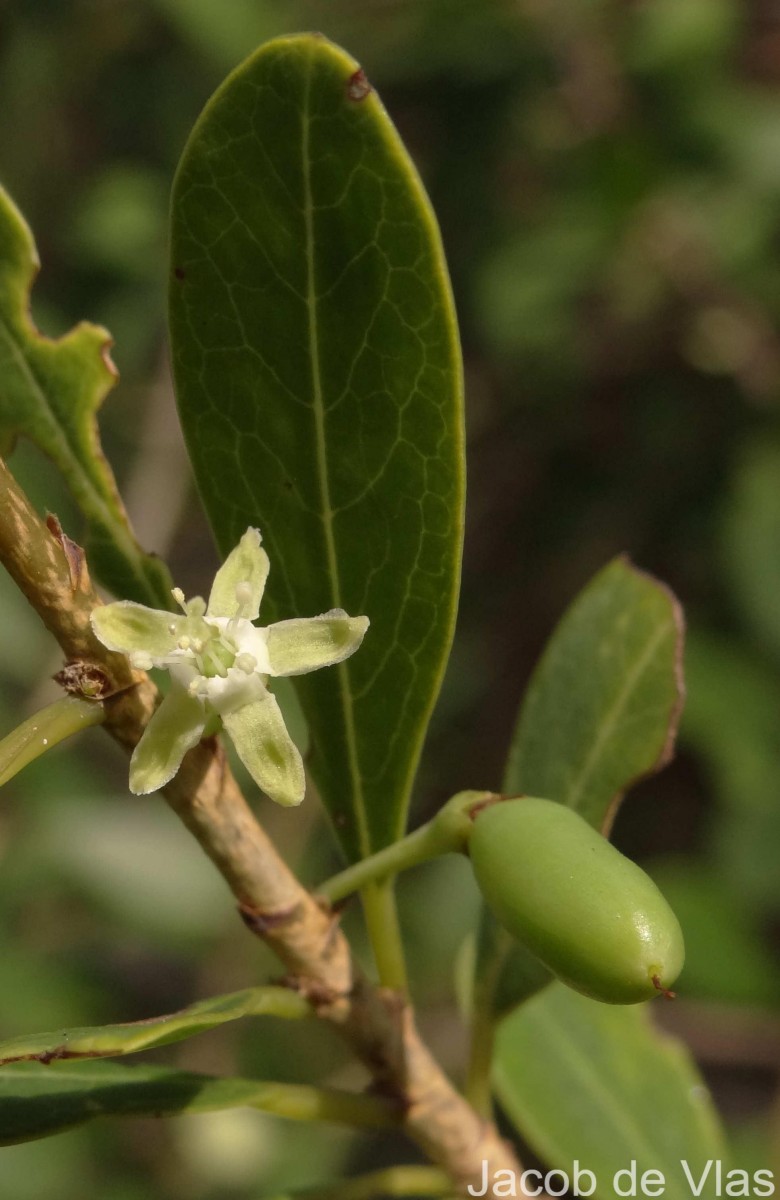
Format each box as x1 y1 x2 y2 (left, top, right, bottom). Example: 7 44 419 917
265 610 369 677
129 687 205 794
207 528 270 620
92 601 183 658
223 693 305 807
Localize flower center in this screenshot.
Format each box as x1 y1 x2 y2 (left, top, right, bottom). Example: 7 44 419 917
167 584 267 695
169 589 236 678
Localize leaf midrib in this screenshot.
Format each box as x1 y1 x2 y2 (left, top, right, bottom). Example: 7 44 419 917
564 617 672 813
497 1004 689 1199
301 50 370 858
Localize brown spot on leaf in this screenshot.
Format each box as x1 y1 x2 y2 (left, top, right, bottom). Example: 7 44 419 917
33 1046 101 1066
173 266 186 281
347 68 372 102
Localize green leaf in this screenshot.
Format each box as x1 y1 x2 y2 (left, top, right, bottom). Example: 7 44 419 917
169 35 464 858
0 986 308 1066
0 1060 396 1145
0 185 171 608
494 984 728 1200
504 556 684 833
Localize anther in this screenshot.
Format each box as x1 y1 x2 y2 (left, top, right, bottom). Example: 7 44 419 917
235 652 257 674
235 581 253 617
171 587 186 612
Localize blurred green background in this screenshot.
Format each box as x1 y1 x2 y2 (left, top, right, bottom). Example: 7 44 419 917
2 0 780 1194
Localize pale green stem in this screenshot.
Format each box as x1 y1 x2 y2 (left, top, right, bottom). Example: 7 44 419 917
362 878 408 992
464 1006 497 1121
0 695 105 787
319 791 492 906
335 793 497 992
323 820 450 905
464 927 512 1119
0 460 526 1188
267 1164 452 1199
196 1080 399 1129
137 1078 401 1130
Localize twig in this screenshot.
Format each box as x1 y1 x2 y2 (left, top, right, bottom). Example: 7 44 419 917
0 455 522 1197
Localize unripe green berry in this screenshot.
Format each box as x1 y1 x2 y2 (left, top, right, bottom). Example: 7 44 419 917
469 797 684 1005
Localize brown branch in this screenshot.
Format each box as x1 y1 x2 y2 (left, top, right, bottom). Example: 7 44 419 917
0 455 521 1197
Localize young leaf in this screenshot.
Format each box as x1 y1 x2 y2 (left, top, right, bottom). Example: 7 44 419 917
169 35 464 858
0 1060 397 1144
0 185 171 608
504 556 684 834
494 984 727 1200
0 986 308 1066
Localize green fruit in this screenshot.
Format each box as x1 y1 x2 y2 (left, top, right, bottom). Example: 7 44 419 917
469 797 684 1004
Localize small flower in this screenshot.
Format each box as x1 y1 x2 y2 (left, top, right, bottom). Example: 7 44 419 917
91 528 369 805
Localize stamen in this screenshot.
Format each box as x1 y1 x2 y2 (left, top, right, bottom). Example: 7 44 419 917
235 581 253 618
192 638 204 653
188 678 200 695
171 587 187 613
235 652 257 674
168 623 177 635
178 636 191 651
130 651 154 671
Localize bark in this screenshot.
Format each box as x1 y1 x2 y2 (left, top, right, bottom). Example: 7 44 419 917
0 456 522 1197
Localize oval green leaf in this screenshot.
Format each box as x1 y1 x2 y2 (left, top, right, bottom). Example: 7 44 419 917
169 35 464 858
494 984 728 1200
504 556 684 833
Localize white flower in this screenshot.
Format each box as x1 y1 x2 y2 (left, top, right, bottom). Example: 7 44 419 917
91 528 369 805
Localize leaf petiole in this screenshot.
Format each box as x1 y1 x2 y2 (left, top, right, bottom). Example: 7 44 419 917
361 878 408 992
318 791 492 906
0 694 105 788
